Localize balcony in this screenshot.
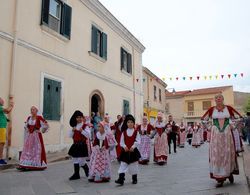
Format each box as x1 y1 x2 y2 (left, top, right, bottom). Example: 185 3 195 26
184 110 206 118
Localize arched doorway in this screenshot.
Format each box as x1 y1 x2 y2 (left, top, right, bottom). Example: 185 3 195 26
89 90 105 118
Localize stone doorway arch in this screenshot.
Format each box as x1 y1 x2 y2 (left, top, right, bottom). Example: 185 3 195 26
89 90 105 118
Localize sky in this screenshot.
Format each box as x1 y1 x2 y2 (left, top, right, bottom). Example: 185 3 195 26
99 0 250 92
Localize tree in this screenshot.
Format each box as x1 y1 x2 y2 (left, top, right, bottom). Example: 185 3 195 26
244 97 250 113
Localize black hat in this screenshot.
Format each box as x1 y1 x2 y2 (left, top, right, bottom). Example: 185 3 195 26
121 114 135 131
70 110 84 127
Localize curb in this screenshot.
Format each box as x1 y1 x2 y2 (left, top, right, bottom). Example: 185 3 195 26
0 155 71 171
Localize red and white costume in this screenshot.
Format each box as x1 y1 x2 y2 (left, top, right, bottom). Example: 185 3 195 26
103 121 117 161
191 125 201 147
179 125 186 148
153 121 168 165
202 105 241 182
19 115 48 170
136 123 154 164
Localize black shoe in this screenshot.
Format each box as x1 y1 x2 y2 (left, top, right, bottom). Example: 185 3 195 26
115 173 125 185
132 175 137 184
82 164 89 177
69 164 80 180
174 150 177 153
229 175 234 184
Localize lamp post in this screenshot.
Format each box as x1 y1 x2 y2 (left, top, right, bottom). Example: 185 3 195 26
166 88 176 94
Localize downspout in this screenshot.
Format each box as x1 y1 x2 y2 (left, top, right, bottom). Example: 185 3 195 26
132 47 136 117
6 0 19 159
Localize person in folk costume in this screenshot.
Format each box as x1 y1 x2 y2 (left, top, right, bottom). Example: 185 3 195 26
17 106 49 171
88 121 116 183
115 114 141 185
0 97 14 165
136 116 154 164
201 94 242 187
232 120 244 155
186 124 193 145
114 115 125 159
166 115 179 154
102 114 117 161
68 111 90 180
199 123 204 144
206 121 212 142
152 112 168 165
202 124 208 142
179 122 186 148
191 122 201 148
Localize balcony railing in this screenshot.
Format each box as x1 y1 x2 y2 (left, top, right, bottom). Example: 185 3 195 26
184 110 206 118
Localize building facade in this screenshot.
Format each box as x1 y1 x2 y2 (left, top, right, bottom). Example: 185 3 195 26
0 0 145 159
143 67 167 124
166 86 234 125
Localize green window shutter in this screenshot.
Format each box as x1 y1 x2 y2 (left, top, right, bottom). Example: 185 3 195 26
120 48 124 70
101 32 107 60
61 3 72 39
91 25 98 54
43 78 52 119
123 100 130 116
51 80 61 121
41 0 50 25
127 53 132 74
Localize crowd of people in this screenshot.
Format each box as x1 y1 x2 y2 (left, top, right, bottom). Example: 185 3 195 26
0 94 250 188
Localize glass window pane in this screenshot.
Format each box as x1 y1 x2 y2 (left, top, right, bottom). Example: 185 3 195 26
49 0 60 18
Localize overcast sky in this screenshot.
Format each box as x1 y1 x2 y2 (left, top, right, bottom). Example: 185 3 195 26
99 0 250 92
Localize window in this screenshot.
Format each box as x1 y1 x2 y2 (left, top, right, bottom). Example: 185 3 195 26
159 89 162 102
203 101 211 110
187 102 194 111
41 0 72 39
91 25 107 60
154 85 157 100
120 48 132 74
123 100 130 116
43 78 61 120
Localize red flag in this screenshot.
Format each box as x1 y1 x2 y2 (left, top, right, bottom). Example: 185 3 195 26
136 78 139 82
197 76 200 80
221 75 224 79
176 77 179 80
241 73 244 77
228 74 231 79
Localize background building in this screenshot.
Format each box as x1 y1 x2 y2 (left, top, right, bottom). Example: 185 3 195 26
143 67 167 124
166 86 234 125
0 0 145 159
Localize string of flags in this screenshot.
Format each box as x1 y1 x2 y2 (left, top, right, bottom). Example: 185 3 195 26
136 73 244 82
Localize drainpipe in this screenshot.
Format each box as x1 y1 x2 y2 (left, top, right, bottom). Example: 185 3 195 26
132 47 136 118
6 0 19 159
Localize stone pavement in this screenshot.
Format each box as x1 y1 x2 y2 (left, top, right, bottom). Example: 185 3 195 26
0 143 249 195
243 143 250 191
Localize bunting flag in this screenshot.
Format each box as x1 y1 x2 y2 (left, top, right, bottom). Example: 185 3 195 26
139 72 245 82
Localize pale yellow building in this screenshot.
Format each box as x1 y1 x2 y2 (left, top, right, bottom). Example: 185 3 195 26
0 0 145 159
143 67 167 124
166 86 234 125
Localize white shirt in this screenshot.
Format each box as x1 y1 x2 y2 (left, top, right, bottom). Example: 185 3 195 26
120 128 141 149
212 107 230 119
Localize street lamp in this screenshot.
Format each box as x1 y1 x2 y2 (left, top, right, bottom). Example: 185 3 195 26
167 88 176 94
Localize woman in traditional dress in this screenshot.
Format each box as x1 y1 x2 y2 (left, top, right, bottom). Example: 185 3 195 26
88 121 116 183
179 122 186 148
186 125 193 145
201 94 242 187
153 112 168 165
199 123 204 144
136 116 154 164
68 111 90 180
17 106 49 171
191 122 201 148
102 114 117 161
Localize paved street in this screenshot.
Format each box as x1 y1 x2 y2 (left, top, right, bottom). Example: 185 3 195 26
0 143 249 195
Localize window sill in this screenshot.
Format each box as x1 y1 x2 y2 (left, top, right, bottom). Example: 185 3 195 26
121 69 132 77
88 51 107 63
41 25 69 42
